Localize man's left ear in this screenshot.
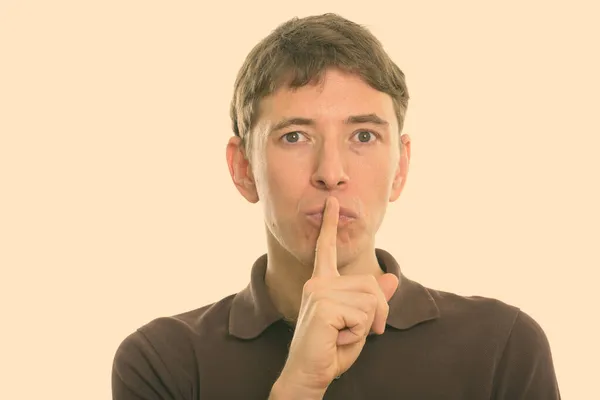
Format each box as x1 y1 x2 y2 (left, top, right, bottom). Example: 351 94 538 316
389 134 411 202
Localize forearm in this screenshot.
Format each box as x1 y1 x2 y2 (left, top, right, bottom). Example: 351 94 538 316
268 376 326 400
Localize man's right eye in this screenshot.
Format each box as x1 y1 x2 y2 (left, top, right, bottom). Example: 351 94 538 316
281 131 306 143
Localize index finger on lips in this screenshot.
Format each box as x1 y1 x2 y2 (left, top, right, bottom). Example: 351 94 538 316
312 196 340 278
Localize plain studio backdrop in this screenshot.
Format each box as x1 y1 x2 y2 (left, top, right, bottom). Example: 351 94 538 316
1 1 598 399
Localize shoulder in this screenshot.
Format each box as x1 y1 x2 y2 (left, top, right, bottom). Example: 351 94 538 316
115 292 237 359
421 286 533 355
427 286 521 330
491 308 561 397
426 287 551 348
111 293 237 399
142 292 237 338
424 286 560 397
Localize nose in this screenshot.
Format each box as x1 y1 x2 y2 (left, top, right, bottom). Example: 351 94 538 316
310 139 349 190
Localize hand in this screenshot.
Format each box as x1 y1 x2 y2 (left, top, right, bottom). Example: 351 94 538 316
276 196 399 396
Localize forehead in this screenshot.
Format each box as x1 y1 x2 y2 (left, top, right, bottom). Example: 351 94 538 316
257 68 397 128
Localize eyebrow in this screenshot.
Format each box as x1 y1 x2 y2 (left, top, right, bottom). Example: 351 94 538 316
269 113 389 133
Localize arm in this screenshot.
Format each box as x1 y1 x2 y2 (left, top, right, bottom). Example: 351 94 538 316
268 379 323 400
111 330 178 400
268 371 328 400
492 310 561 399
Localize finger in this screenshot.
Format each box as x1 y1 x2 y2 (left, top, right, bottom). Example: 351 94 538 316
338 326 369 346
317 302 370 347
378 273 400 302
321 274 398 335
371 273 399 334
311 290 378 316
312 196 340 278
336 299 376 346
320 291 378 344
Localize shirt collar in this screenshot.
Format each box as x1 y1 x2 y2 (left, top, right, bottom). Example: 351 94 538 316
229 248 440 339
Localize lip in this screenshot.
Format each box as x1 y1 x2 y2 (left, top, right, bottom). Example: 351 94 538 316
304 205 358 219
306 213 355 228
304 205 358 228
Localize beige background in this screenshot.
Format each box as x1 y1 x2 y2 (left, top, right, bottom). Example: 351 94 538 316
1 1 598 399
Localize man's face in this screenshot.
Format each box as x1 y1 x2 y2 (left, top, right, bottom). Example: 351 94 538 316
231 67 409 269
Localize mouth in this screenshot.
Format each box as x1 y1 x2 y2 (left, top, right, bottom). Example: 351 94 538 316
305 208 357 228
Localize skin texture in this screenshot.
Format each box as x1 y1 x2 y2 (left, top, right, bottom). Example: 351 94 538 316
226 67 412 397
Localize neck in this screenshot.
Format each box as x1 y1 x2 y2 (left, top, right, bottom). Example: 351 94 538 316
264 232 384 325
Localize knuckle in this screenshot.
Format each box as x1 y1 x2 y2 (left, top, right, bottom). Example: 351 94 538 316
364 275 378 291
358 312 370 333
302 278 319 294
365 293 378 309
305 290 324 308
361 310 370 323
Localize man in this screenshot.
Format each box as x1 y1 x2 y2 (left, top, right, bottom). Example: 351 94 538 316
112 13 561 399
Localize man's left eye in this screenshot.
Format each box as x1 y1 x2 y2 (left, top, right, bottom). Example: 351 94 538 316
355 131 375 143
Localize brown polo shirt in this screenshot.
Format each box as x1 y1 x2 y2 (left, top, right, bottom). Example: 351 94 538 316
112 248 561 399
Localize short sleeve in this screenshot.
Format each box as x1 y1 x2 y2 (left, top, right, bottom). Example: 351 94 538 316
491 310 561 399
111 329 179 400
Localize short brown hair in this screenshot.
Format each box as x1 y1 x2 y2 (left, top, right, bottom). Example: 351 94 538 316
230 13 409 158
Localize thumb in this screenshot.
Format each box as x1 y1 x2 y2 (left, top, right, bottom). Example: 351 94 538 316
377 273 399 302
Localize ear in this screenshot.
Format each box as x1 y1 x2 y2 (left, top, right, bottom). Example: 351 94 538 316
226 136 259 203
389 133 411 202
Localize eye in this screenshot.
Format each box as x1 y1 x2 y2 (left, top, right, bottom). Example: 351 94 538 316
353 130 376 143
281 131 307 143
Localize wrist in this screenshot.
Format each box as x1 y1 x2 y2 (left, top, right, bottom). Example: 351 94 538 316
269 373 326 400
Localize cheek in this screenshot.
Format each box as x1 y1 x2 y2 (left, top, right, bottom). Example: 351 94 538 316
354 155 395 192
351 157 395 220
261 152 309 209
266 158 304 191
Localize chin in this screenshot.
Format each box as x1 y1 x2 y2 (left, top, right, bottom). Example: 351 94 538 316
296 237 365 270
267 217 369 269
336 244 366 268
